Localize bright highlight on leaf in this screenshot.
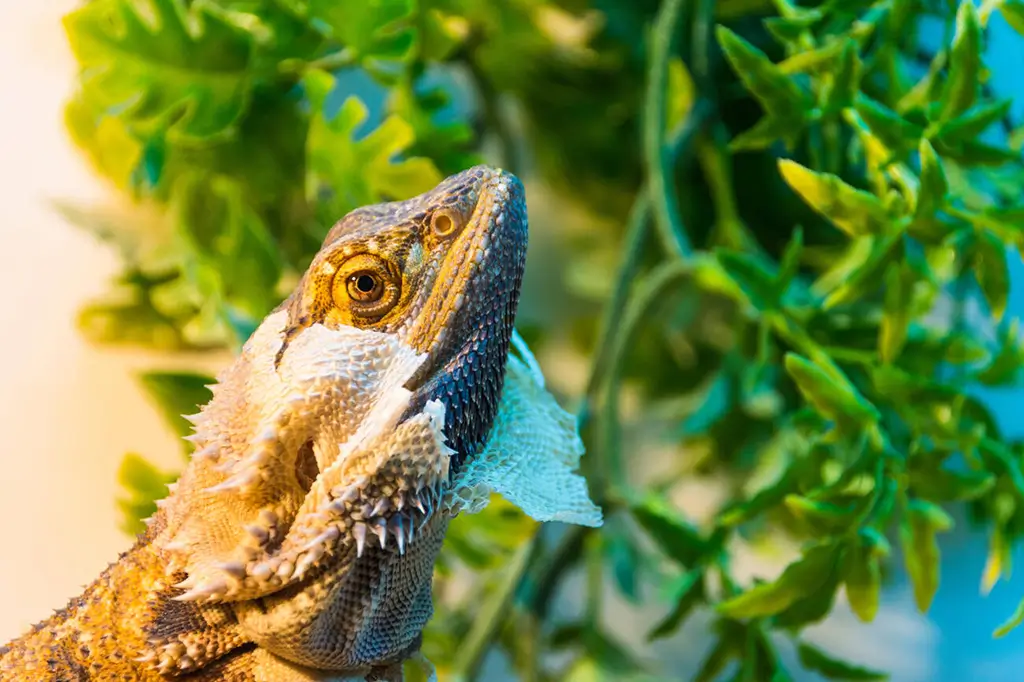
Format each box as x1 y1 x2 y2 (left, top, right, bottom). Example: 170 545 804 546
64 0 255 141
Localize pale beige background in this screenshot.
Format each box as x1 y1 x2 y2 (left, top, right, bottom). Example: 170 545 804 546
0 3 948 680
0 0 189 641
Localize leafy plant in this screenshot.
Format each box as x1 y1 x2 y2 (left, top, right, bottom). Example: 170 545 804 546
61 0 1024 679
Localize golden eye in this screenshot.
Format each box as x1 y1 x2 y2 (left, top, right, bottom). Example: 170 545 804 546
331 254 400 319
346 271 384 302
430 209 460 237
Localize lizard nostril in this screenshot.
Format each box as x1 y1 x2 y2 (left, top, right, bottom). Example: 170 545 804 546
294 440 319 493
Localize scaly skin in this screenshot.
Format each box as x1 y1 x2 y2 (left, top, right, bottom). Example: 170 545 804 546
1 165 528 681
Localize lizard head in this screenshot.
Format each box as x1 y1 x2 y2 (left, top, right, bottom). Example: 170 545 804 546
277 164 528 470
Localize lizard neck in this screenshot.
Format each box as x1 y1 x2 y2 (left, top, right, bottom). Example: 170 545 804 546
1 536 165 680
0 526 249 681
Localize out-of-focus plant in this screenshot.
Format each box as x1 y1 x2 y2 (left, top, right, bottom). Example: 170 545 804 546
60 0 1024 679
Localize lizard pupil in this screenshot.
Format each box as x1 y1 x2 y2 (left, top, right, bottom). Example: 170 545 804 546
355 275 376 293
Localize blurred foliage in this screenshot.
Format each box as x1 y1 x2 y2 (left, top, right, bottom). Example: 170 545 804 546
60 0 1024 679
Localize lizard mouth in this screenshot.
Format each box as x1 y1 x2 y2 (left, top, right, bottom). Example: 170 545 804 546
294 440 319 495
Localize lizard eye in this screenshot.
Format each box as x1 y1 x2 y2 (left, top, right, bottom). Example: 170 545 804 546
347 272 383 301
332 254 401 319
430 209 460 238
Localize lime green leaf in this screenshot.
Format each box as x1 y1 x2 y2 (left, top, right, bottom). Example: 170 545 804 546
939 1 981 120
843 537 882 622
915 139 948 219
784 495 859 534
306 0 415 63
995 598 1024 638
304 71 442 223
974 230 1010 321
64 0 254 141
116 452 177 535
137 371 214 443
777 37 851 76
983 526 1012 595
796 642 888 680
784 352 880 425
900 499 953 612
822 232 904 308
666 58 696 134
716 26 808 147
629 494 708 566
1002 1 1024 36
880 263 914 363
717 544 838 619
778 159 890 238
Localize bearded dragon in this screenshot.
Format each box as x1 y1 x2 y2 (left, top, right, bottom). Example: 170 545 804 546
0 165 601 681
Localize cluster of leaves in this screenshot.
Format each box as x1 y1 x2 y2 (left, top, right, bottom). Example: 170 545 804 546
61 0 1024 680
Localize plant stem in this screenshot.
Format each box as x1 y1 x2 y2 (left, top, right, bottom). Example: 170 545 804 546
450 534 539 682
599 260 696 487
644 0 693 259
580 103 709 429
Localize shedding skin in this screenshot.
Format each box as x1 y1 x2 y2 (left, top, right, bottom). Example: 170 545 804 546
0 166 528 681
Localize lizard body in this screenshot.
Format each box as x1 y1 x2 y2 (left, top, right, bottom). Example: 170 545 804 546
1 165 600 681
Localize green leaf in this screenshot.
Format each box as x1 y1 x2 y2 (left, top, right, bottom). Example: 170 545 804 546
900 499 953 612
606 531 642 602
777 227 804 292
936 100 1013 142
915 139 948 219
778 159 890 238
843 537 881 623
137 371 215 443
716 26 808 147
116 452 177 535
784 495 859 534
974 230 1010 321
717 543 838 618
784 353 880 426
939 1 981 121
995 598 1024 638
647 570 704 641
823 41 861 113
304 71 443 223
821 232 904 308
717 250 780 310
629 494 708 566
64 0 255 141
909 465 995 502
880 262 914 363
1002 1 1024 36
173 173 284 321
796 642 888 680
854 96 925 154
306 0 415 63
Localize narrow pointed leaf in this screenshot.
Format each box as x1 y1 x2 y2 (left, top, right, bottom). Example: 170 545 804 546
796 642 888 680
939 1 981 120
717 544 838 618
778 160 890 237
